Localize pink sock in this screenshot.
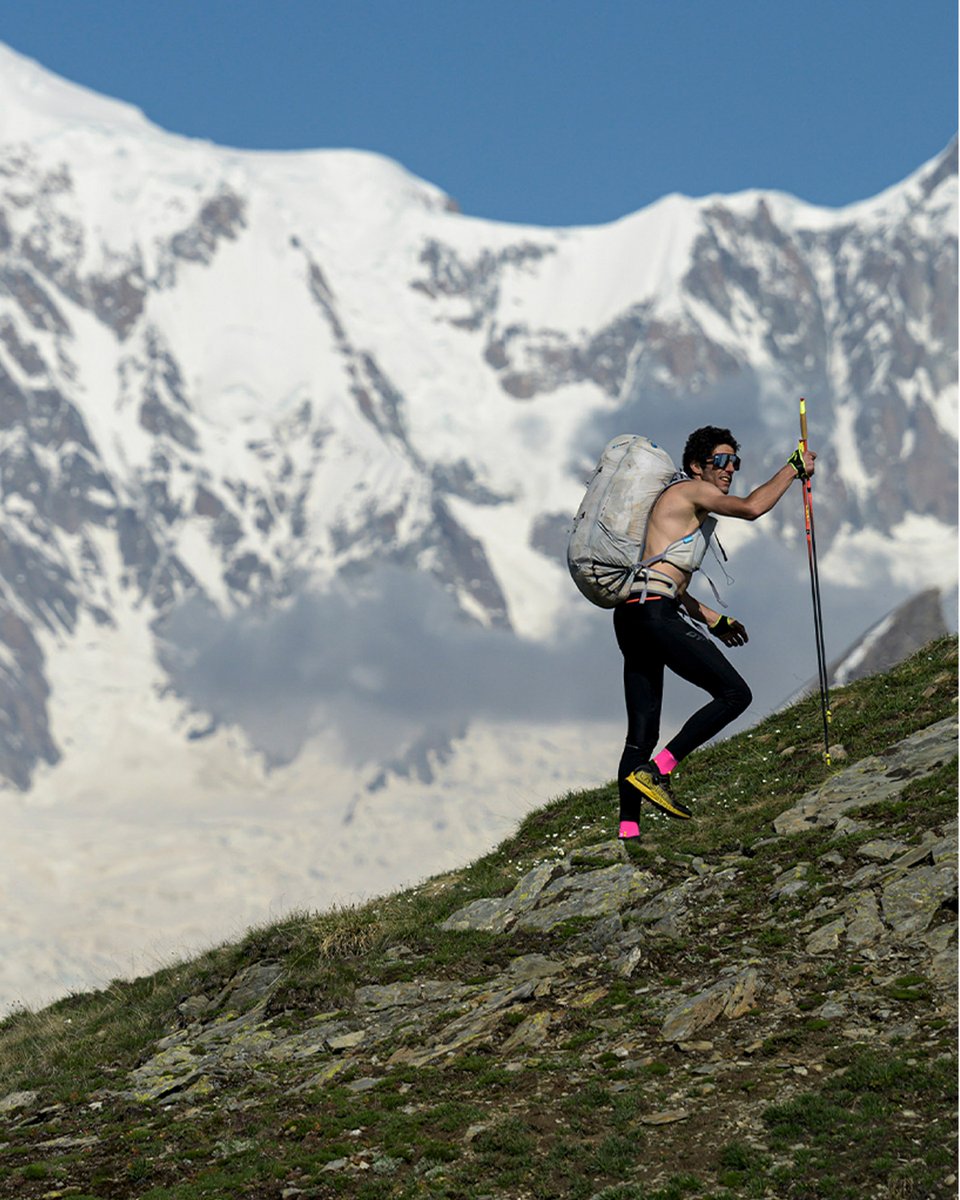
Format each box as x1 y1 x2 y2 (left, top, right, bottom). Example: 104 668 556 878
619 820 641 840
653 748 678 775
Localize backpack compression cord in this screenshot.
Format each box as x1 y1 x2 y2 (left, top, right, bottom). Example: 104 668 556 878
799 397 831 765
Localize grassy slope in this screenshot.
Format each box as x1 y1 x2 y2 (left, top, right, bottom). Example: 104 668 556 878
0 636 956 1200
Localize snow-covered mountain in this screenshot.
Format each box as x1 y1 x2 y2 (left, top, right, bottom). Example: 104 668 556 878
0 44 955 1009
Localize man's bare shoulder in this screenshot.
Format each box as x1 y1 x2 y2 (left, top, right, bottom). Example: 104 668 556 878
658 478 714 516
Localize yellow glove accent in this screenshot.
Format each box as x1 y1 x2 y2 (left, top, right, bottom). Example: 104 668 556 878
787 445 809 480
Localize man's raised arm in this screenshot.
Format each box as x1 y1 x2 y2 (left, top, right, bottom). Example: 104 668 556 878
693 448 816 521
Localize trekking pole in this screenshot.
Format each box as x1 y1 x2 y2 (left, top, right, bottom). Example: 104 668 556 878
799 398 832 764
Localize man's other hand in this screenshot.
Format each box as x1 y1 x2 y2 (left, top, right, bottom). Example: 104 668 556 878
709 616 749 646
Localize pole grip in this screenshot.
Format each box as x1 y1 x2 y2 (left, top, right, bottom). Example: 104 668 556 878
799 397 808 450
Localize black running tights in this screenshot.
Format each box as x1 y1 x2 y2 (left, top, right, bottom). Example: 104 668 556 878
613 598 752 817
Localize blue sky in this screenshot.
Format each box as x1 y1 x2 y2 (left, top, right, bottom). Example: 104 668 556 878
0 0 956 227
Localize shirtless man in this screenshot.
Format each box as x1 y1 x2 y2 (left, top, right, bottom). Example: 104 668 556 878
616 425 816 832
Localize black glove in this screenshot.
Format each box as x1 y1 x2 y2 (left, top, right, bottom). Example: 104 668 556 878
787 446 809 480
709 615 748 646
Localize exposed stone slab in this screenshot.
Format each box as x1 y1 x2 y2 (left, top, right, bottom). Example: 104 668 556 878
639 1109 690 1126
660 968 760 1042
889 832 942 871
502 954 565 982
514 866 661 932
628 879 697 926
215 961 283 1013
773 718 957 834
932 824 959 864
501 1010 555 1053
922 924 957 953
769 864 811 901
881 863 958 937
929 946 958 996
806 917 846 954
388 979 539 1067
844 891 885 947
439 860 565 932
0 1090 39 1115
857 839 910 863
355 980 475 1010
437 896 517 934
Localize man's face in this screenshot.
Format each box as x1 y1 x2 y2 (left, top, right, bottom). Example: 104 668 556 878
699 443 739 493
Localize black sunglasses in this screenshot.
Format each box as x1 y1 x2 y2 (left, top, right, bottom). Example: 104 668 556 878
706 453 741 471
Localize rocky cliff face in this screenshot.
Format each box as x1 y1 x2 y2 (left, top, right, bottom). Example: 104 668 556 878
828 588 950 687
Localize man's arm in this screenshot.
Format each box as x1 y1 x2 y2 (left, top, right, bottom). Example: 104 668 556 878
689 450 816 521
679 592 714 625
680 593 748 646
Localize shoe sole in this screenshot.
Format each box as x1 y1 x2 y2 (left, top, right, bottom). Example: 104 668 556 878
625 771 692 820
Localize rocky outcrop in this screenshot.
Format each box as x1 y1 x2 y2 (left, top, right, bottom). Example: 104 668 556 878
829 588 950 687
108 718 956 1111
772 717 956 834
0 705 956 1199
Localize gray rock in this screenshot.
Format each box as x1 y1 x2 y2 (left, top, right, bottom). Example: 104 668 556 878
648 913 685 940
769 864 811 901
638 1109 691 1125
631 879 696 925
0 1090 39 1115
211 961 284 1016
500 1010 555 1053
889 833 941 870
806 896 840 921
514 865 661 932
178 995 212 1021
328 1030 366 1052
440 860 564 932
503 954 565 982
806 917 845 954
857 839 910 863
773 718 957 834
845 891 886 947
388 979 540 1067
881 863 958 937
344 1077 381 1093
922 924 958 953
615 945 646 978
834 816 869 835
660 968 760 1042
929 946 958 995
355 980 474 1010
438 895 517 934
932 829 959 864
845 864 882 890
35 1134 100 1150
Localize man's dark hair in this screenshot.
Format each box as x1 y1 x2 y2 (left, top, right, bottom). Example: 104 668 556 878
683 426 740 475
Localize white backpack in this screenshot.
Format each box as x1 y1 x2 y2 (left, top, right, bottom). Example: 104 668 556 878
567 435 680 608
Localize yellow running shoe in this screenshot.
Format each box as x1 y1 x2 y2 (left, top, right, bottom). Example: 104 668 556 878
625 765 692 820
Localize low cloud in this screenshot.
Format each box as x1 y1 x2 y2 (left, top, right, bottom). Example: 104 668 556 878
159 537 924 779
159 566 622 768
